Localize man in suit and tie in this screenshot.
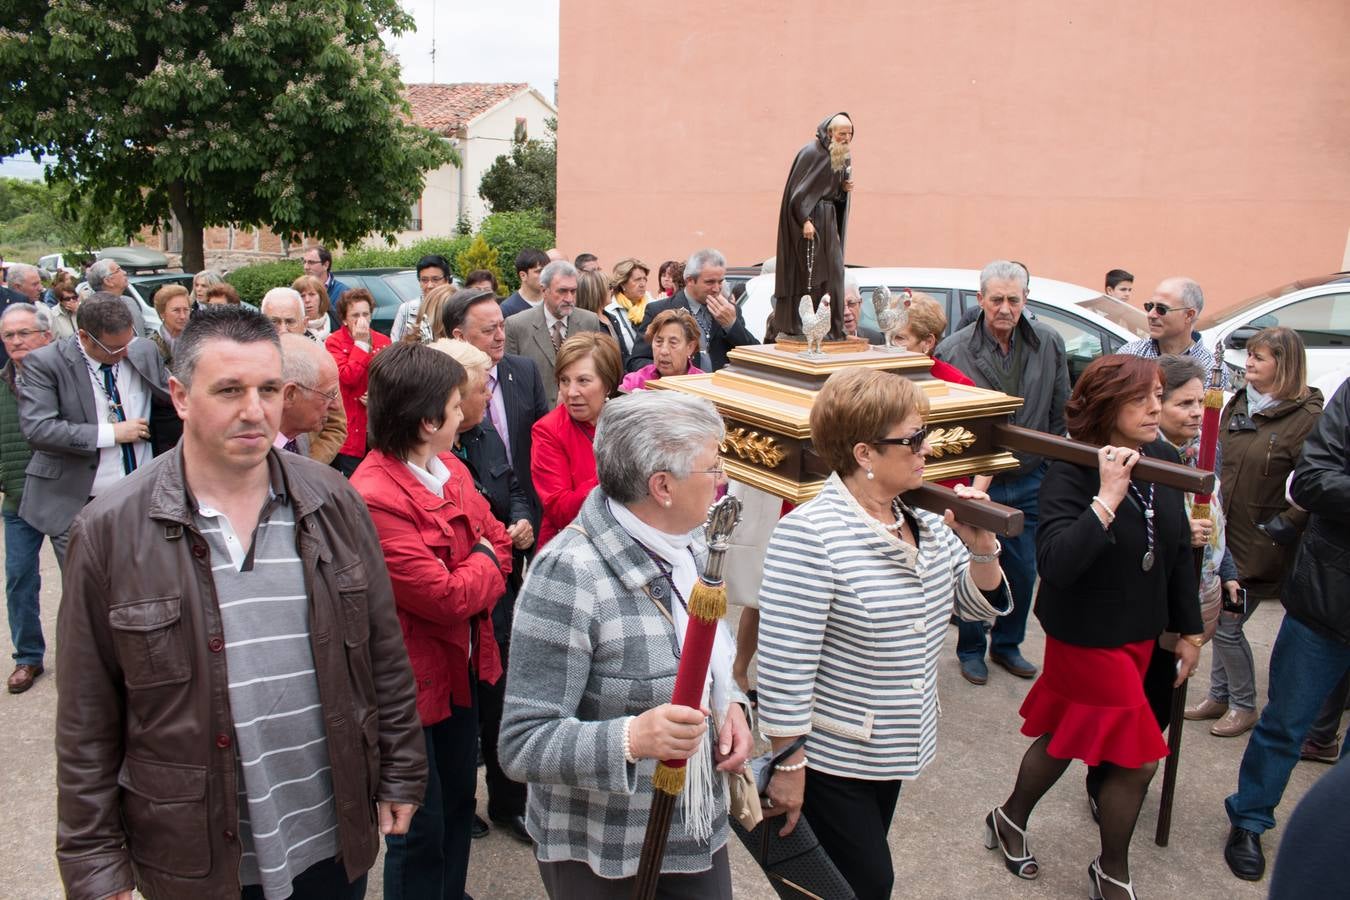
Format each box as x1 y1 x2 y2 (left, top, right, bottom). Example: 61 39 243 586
275 333 341 456
443 288 549 528
504 260 604 408
16 294 173 555
628 248 756 372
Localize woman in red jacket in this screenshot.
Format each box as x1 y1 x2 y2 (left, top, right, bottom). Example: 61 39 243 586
531 332 623 548
326 288 391 477
351 343 512 900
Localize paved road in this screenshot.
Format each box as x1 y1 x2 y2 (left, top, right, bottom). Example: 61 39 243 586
1 540 1330 898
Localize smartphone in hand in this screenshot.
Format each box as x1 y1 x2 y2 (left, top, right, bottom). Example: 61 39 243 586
1221 587 1248 616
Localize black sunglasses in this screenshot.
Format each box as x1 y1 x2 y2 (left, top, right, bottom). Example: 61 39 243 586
1143 301 1190 316
872 425 928 449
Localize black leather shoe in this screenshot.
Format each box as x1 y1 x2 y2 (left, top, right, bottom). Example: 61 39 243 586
491 814 531 844
1224 826 1265 881
471 814 489 839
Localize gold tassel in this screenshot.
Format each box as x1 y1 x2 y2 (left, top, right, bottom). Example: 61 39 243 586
686 580 726 623
652 762 686 796
1192 501 1211 521
1204 388 1224 410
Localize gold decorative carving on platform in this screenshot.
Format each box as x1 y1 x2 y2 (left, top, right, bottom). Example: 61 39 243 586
926 426 977 458
721 427 787 468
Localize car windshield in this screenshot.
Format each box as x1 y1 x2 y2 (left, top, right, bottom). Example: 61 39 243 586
383 270 421 302
1077 295 1149 338
1197 273 1350 330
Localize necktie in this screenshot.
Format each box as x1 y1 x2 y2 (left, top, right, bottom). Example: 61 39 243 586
550 319 565 351
485 373 512 465
100 364 137 475
283 438 300 454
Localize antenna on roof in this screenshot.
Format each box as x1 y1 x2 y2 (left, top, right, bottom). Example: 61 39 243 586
430 1 437 82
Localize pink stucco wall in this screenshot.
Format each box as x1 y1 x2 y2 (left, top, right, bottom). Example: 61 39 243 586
557 1 1350 313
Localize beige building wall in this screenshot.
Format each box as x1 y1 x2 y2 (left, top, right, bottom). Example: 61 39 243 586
397 89 557 243
558 2 1350 313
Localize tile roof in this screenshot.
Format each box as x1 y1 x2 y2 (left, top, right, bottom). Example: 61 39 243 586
403 82 531 135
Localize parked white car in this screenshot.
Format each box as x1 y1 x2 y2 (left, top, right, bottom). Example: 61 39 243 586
1198 272 1350 398
739 267 1146 383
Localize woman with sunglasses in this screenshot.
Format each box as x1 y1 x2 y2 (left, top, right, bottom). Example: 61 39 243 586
1187 326 1324 739
987 355 1202 900
756 368 1011 900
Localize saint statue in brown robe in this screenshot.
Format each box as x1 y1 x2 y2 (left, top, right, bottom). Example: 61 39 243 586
772 112 854 340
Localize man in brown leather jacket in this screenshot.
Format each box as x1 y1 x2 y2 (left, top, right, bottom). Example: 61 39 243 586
55 305 426 900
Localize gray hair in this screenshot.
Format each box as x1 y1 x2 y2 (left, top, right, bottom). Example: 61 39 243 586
85 258 119 291
0 302 51 332
684 248 726 281
172 304 279 388
1158 353 1207 397
540 259 577 291
6 262 39 289
844 272 860 297
279 333 319 387
76 293 134 338
194 269 223 287
979 260 1029 296
594 392 726 504
260 287 303 317
1173 277 1205 314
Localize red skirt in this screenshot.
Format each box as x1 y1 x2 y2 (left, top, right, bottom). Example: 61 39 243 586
1018 636 1169 768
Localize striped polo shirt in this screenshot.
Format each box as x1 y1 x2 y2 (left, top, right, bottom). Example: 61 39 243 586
193 479 338 898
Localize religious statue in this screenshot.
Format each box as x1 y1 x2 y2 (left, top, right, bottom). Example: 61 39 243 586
771 112 853 340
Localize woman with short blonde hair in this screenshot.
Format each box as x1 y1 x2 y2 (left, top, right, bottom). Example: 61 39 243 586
149 283 192 364
892 292 975 386
292 275 332 340
758 367 1008 899
602 258 652 361
407 283 456 344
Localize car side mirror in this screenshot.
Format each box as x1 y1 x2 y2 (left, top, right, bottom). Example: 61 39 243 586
1226 326 1260 350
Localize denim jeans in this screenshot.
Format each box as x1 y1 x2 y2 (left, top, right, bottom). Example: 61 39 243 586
1307 671 1350 747
1225 615 1350 834
384 680 478 900
1209 601 1259 711
956 465 1043 662
4 510 66 667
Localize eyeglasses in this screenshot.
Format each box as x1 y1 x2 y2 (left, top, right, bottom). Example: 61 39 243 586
418 274 448 286
0 328 44 343
83 331 130 356
1143 301 1190 316
690 462 726 477
296 383 340 404
872 425 929 450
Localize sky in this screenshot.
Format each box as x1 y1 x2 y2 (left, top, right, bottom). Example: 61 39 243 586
0 0 560 181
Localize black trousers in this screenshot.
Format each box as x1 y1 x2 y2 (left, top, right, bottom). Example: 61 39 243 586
383 681 479 900
479 637 528 819
537 845 732 899
240 856 366 899
801 768 903 900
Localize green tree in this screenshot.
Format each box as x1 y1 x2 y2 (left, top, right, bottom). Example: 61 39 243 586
0 177 122 255
477 117 556 226
454 235 505 296
477 210 554 293
0 1 454 272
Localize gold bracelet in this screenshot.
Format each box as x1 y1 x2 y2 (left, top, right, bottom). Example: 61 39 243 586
1180 634 1204 649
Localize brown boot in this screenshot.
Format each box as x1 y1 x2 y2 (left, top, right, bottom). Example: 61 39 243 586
6 664 43 694
1184 697 1228 720
1211 707 1259 737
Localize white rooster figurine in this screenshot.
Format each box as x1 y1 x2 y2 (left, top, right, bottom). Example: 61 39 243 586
798 293 832 358
872 285 909 352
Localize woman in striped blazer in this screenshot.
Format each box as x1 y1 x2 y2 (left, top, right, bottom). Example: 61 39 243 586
757 368 1012 900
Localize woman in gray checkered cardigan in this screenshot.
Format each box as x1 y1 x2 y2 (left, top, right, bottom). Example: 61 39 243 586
499 391 753 899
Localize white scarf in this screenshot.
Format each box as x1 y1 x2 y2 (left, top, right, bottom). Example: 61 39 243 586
1246 383 1279 416
609 499 734 842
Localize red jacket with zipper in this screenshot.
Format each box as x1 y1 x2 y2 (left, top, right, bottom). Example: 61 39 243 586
352 449 511 725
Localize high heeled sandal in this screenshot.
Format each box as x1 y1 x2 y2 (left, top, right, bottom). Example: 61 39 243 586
1089 856 1137 900
983 807 1039 880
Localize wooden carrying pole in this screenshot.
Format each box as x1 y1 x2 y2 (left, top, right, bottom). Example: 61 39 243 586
992 424 1214 495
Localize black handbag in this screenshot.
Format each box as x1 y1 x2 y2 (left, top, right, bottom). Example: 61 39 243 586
729 737 858 900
